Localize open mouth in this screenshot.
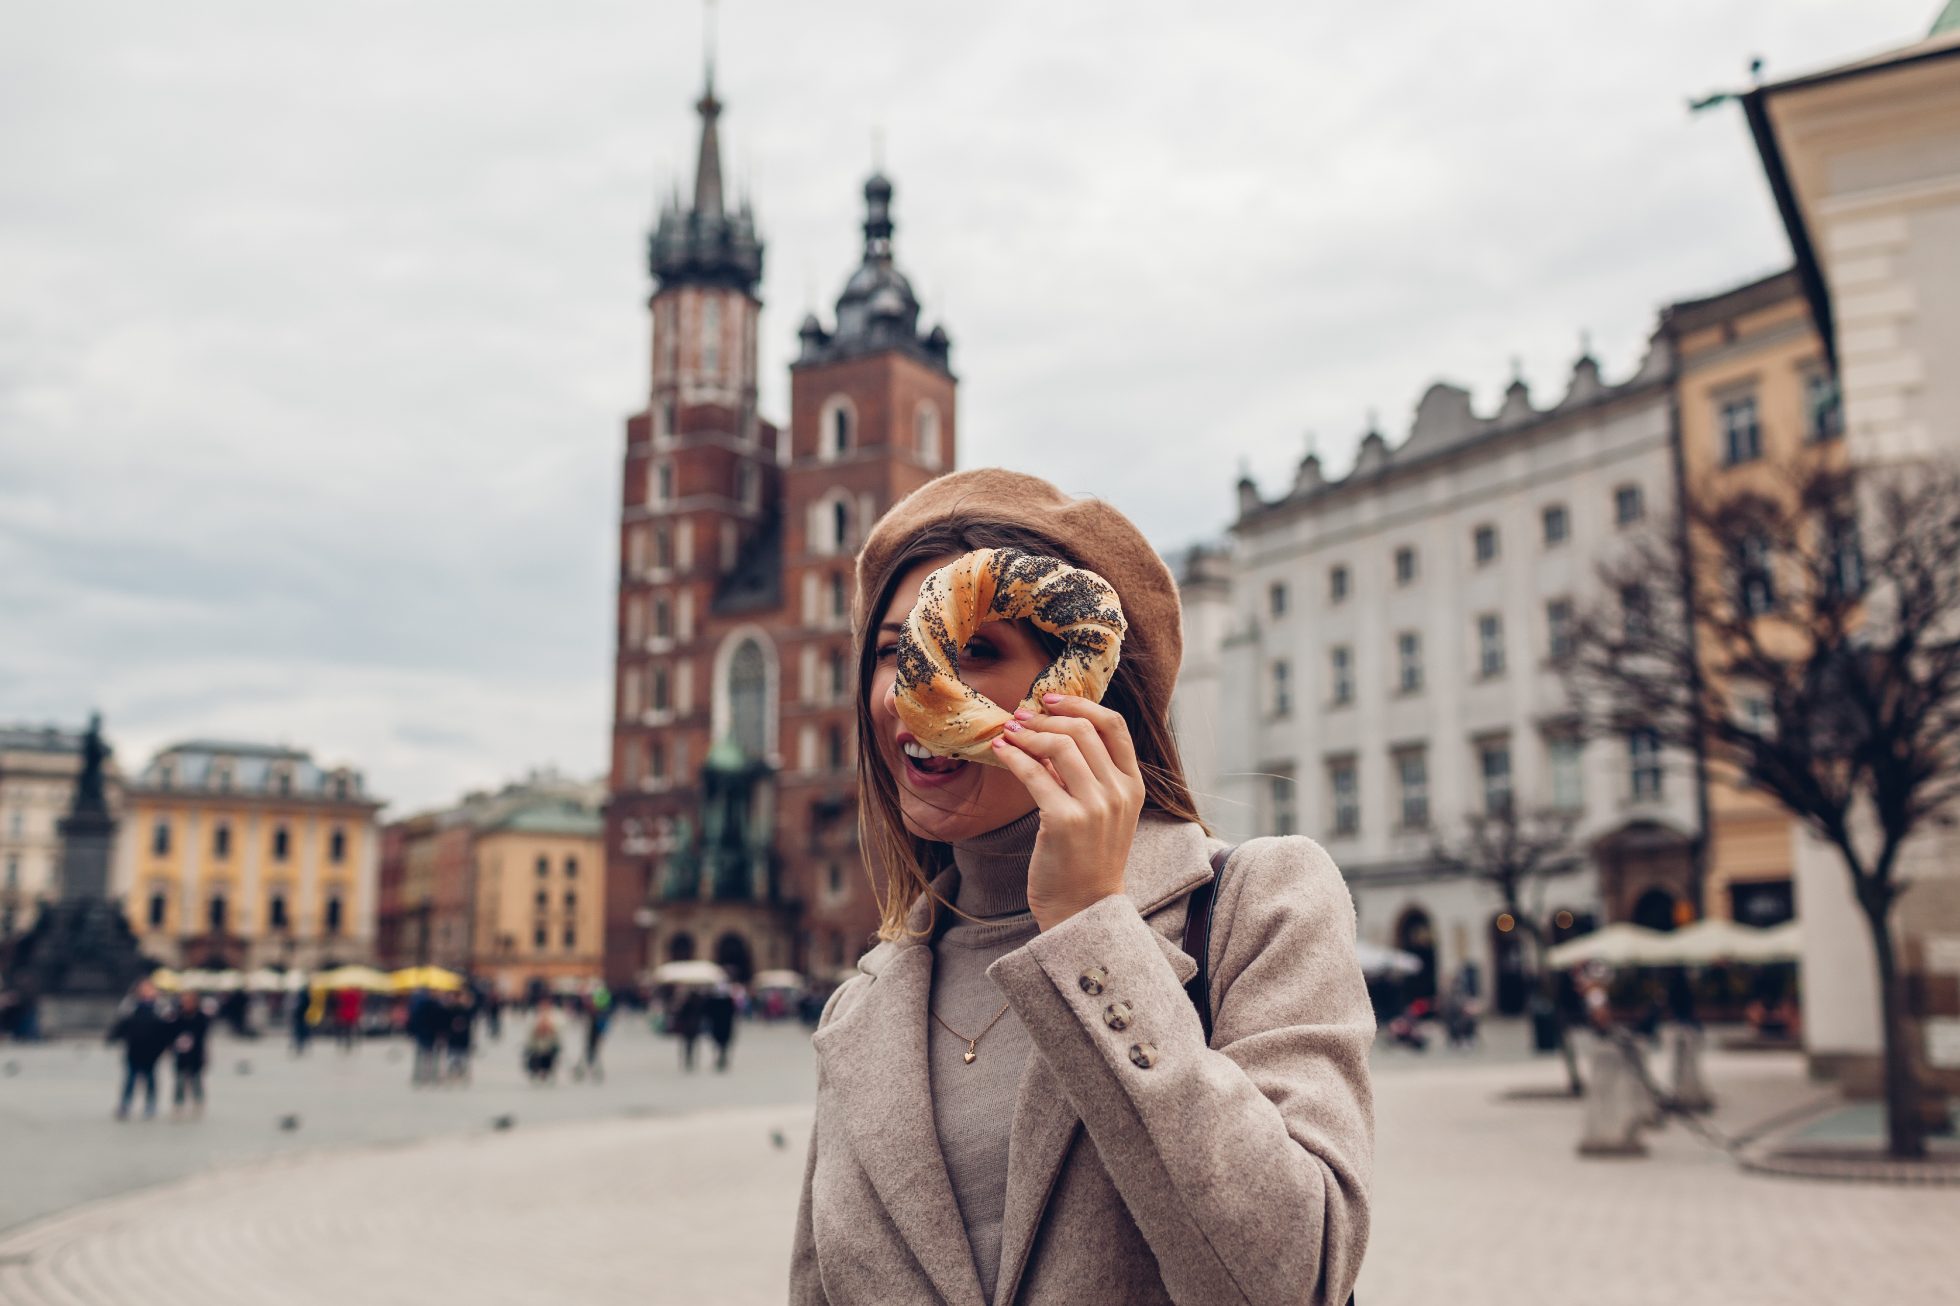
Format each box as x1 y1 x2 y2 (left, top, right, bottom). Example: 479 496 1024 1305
900 738 970 785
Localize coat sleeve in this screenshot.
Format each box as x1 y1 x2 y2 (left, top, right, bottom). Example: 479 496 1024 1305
987 836 1374 1306
789 978 865 1306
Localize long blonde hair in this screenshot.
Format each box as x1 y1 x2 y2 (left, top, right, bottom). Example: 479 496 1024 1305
855 518 1209 941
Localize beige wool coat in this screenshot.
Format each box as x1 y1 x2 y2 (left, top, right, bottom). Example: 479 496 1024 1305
790 815 1375 1305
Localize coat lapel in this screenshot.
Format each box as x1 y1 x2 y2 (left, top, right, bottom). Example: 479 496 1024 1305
989 817 1213 1304
813 932 989 1306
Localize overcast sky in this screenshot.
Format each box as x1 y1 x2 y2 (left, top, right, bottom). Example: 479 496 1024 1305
0 2 1938 813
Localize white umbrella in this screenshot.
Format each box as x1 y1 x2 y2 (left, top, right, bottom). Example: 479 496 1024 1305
244 968 290 992
176 968 242 991
751 969 806 991
648 959 728 987
1647 918 1786 966
1354 940 1423 978
1544 923 1675 969
1732 919 1802 964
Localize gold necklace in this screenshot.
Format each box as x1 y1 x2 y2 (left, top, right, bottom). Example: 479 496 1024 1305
929 1000 1013 1065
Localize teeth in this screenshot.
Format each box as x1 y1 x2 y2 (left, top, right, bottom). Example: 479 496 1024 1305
902 741 935 760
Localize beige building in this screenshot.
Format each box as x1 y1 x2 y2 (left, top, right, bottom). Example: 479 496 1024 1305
1744 12 1960 1086
469 794 606 997
1662 270 1839 929
0 724 124 941
116 742 382 970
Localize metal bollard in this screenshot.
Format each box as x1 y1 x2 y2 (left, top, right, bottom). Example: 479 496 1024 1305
1669 1024 1715 1114
1577 1034 1650 1157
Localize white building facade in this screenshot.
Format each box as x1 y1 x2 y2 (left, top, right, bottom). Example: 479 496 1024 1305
1178 345 1702 1011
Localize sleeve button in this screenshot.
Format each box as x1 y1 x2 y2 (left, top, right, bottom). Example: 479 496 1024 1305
1127 1042 1157 1069
1078 967 1108 996
1103 1002 1133 1032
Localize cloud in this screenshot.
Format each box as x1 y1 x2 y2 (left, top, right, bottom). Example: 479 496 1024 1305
0 0 1933 809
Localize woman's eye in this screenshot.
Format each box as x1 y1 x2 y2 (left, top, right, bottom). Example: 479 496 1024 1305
874 644 897 662
962 640 996 660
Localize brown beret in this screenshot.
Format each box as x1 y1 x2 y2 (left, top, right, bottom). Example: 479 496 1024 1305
854 467 1181 723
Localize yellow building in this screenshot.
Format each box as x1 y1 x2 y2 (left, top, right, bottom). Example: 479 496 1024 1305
116 742 383 969
468 793 606 998
1663 269 1843 925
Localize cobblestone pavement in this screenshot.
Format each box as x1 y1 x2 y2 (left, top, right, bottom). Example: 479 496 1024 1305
3 1027 1957 1305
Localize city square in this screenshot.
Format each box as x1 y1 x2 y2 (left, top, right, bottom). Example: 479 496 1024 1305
7 2 1960 1302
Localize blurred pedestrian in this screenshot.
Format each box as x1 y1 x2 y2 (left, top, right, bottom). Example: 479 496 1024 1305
332 986 362 1051
575 988 611 1083
704 984 737 1073
443 990 475 1083
406 991 445 1087
671 988 705 1072
170 991 212 1118
107 979 174 1121
289 987 312 1055
523 1006 561 1083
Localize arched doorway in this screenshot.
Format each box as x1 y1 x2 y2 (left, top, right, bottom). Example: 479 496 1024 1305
666 932 696 962
1632 887 1680 933
714 931 754 984
1394 907 1437 1003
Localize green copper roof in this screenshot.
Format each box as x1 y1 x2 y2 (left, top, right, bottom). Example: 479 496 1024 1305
1936 0 1960 36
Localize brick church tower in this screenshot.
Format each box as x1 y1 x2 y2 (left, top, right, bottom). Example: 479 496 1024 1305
603 70 956 989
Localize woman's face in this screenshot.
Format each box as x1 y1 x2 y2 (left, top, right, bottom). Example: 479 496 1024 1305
869 556 1049 844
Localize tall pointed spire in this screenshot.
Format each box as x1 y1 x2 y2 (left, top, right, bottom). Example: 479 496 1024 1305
692 66 725 218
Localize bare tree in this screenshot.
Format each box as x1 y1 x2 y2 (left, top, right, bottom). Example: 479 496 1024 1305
1563 456 1960 1159
1434 807 1585 1093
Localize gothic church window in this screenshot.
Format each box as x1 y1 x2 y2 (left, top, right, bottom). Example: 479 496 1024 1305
916 401 942 468
820 396 855 462
728 639 768 758
703 298 721 377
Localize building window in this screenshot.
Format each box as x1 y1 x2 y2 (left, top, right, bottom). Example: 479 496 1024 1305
325 894 343 936
821 396 854 461
1621 584 1653 642
831 499 853 555
1394 748 1428 830
564 926 577 951
827 862 845 896
830 573 848 621
653 460 675 505
828 648 848 703
1477 614 1505 677
269 893 289 931
654 597 673 640
536 854 550 878
728 638 769 758
1825 516 1865 598
213 823 232 860
916 402 942 468
1330 645 1353 706
1328 758 1359 838
535 888 548 908
1629 729 1663 801
274 769 292 796
1271 660 1292 716
564 889 577 910
1269 771 1297 837
1268 581 1288 619
1394 546 1417 586
151 820 171 857
1478 738 1514 818
736 459 758 509
1736 534 1776 616
650 739 668 782
147 890 167 928
1329 565 1349 603
1547 599 1574 662
272 825 290 862
827 725 847 773
1549 735 1584 811
534 927 548 950
1721 394 1762 465
209 893 228 932
702 296 722 376
654 525 674 570
1614 484 1645 525
1805 370 1842 442
652 665 672 712
1473 524 1499 565
1541 505 1569 547
1397 631 1423 693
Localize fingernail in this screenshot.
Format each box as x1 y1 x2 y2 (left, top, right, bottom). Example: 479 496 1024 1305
1042 693 1061 704
1005 720 1022 732
1012 708 1032 720
991 736 1007 747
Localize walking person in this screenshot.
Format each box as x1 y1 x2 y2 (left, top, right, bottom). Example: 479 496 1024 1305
704 984 737 1073
790 471 1373 1305
289 985 312 1055
443 990 475 1084
170 991 212 1117
671 988 705 1072
332 985 362 1051
575 989 611 1083
406 991 444 1087
107 979 175 1121
523 1005 561 1084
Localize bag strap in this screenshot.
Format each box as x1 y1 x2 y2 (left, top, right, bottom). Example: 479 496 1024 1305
1182 844 1234 1043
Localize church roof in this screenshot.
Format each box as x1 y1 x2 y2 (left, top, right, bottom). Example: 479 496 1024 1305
795 171 952 374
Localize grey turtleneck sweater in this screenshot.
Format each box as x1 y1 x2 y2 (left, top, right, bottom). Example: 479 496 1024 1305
929 808 1042 1304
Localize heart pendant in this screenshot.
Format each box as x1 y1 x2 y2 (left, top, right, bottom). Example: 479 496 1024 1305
962 1049 977 1065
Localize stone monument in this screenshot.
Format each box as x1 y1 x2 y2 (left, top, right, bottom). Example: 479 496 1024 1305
5 714 150 1035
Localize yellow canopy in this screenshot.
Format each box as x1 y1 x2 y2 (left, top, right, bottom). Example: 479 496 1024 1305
389 966 466 992
310 965 393 992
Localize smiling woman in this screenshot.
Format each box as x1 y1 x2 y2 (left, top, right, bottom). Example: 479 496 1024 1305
790 468 1373 1306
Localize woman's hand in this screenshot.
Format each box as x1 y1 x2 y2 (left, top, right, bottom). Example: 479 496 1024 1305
990 692 1147 931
